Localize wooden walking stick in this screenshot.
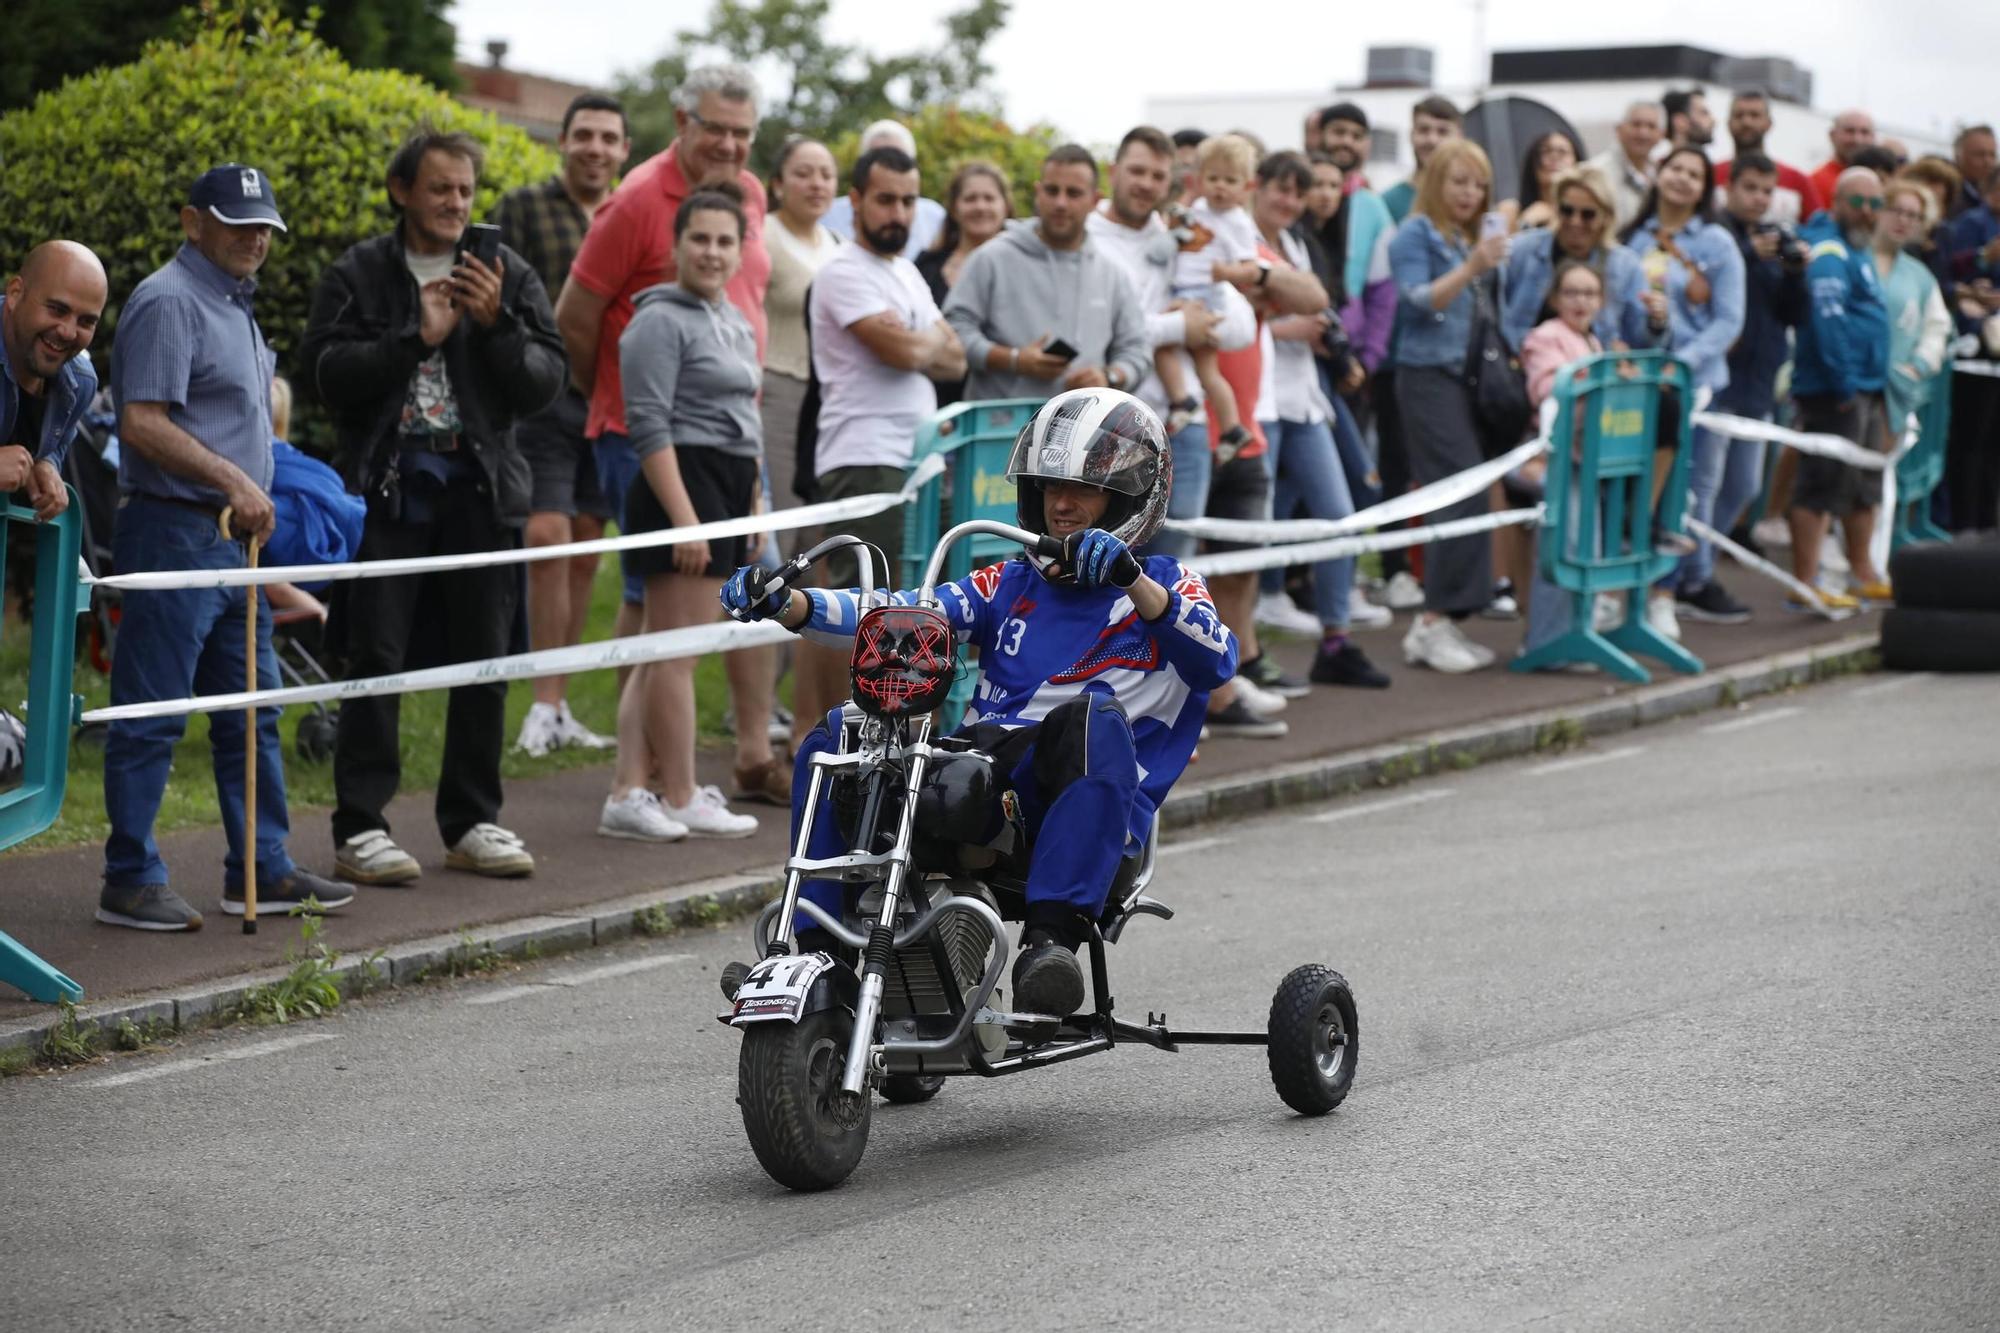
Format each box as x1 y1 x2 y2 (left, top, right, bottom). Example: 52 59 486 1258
221 507 261 935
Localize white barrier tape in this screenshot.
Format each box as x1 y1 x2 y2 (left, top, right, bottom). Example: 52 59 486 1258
1685 517 1855 622
1187 506 1543 579
1691 410 1890 471
1163 436 1548 544
80 618 796 724
84 453 947 593
1952 359 2000 378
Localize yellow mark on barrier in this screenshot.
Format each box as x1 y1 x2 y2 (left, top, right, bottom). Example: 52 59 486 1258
972 471 1017 512
1599 408 1644 437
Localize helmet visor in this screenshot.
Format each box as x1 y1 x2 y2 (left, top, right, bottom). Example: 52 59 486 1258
1005 425 1158 498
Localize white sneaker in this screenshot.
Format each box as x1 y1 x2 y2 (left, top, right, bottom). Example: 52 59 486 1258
1646 593 1682 642
598 788 689 843
1254 591 1323 637
514 701 560 757
1347 589 1394 629
1402 616 1486 673
1460 630 1498 668
1232 675 1289 717
665 785 758 839
1384 570 1426 611
445 823 535 877
555 700 615 751
334 829 421 885
1752 516 1790 550
1592 592 1624 632
766 703 795 747
1819 533 1849 574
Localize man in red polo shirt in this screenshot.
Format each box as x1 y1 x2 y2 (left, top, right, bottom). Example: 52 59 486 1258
554 62 784 801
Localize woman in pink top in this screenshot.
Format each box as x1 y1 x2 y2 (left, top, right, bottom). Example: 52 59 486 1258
1520 257 1605 407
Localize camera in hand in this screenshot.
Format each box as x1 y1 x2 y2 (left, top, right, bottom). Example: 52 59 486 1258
1318 309 1359 385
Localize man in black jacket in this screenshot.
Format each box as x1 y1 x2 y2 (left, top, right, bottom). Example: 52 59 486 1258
303 127 567 886
1673 152 1809 624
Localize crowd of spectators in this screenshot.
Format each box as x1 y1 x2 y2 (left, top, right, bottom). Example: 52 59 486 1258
6 63 1999 932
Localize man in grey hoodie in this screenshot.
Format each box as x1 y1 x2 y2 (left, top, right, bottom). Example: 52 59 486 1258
944 144 1151 403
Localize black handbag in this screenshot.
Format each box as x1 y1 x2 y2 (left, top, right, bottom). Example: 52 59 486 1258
1463 271 1531 458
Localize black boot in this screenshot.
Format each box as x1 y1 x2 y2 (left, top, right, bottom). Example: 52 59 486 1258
1011 918 1086 1018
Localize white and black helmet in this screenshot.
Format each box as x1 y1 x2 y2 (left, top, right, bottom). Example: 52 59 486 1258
1005 388 1172 581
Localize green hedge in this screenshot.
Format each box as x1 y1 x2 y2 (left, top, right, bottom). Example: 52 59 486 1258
829 105 1059 219
0 6 555 408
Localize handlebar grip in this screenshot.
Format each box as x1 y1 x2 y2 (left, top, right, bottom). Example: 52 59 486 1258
1034 534 1067 561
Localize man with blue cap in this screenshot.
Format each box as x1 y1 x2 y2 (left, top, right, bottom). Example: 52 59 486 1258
101 163 357 932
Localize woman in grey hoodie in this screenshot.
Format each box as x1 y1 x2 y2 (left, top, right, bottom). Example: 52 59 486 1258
600 188 767 844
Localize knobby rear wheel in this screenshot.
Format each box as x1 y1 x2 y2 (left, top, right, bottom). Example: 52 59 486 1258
1267 964 1358 1116
738 1009 872 1191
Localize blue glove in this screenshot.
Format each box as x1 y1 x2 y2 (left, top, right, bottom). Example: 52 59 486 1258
1062 528 1143 590
720 565 786 622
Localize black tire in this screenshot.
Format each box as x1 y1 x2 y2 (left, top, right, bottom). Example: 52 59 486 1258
879 1073 946 1104
295 713 337 763
1891 536 2000 612
737 1009 872 1191
1880 607 2000 672
1267 965 1358 1117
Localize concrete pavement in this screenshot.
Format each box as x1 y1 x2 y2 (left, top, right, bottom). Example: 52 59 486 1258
2 671 1994 1330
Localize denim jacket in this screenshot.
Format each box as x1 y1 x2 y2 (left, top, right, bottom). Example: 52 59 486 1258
1621 215 1747 394
1502 231 1657 351
0 294 98 473
1389 214 1494 369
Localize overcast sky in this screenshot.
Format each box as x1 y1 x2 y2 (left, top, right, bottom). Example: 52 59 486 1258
454 0 1996 147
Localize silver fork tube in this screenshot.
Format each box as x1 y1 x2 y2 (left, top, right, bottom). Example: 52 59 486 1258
839 735 933 1097
768 763 827 955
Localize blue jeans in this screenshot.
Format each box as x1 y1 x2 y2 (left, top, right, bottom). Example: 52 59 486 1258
592 432 643 606
1675 421 1767 591
104 497 297 891
1143 422 1214 562
1258 417 1356 628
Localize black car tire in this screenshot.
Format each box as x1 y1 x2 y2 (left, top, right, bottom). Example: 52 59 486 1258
1880 607 2000 672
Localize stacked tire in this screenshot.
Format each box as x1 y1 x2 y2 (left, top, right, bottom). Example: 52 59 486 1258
1881 536 2000 671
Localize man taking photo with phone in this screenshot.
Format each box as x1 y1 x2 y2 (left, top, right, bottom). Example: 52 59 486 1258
303 126 567 888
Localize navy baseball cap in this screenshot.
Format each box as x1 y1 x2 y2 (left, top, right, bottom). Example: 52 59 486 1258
188 164 288 232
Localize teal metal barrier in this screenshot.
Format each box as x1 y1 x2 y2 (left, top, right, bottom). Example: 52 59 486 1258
1892 374 1951 550
899 400 1043 722
1511 352 1705 683
0 488 87 1002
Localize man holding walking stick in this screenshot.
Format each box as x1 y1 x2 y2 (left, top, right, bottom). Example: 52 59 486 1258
102 164 355 932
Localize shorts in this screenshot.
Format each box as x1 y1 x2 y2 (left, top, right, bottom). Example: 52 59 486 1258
518 389 612 519
594 432 645 604
817 464 906 590
1791 393 1886 517
620 446 759 582
1200 450 1272 555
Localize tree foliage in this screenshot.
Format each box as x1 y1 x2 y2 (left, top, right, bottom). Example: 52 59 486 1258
616 0 1014 170
828 105 1057 216
0 0 461 113
0 3 553 396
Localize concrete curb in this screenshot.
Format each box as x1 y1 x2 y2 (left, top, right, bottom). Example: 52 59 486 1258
0 632 1879 1063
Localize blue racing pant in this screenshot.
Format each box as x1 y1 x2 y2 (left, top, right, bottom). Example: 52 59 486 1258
789 695 1140 927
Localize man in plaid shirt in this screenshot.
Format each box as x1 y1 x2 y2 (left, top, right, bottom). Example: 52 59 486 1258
491 93 632 758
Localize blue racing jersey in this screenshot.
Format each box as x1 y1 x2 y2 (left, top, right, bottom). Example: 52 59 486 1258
801 554 1238 844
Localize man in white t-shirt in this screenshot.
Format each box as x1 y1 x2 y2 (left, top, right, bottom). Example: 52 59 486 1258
798 144 966 723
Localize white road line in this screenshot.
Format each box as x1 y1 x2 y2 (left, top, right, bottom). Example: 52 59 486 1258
1159 836 1233 856
1853 672 1931 698
461 952 695 1006
1528 746 1646 777
94 1032 337 1089
1701 705 1805 735
1305 788 1457 823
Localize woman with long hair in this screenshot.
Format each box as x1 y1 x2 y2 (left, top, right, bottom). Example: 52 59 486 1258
1386 138 1508 673
1513 131 1582 232
601 189 769 843
915 160 1012 407
1621 146 1746 639
760 137 840 518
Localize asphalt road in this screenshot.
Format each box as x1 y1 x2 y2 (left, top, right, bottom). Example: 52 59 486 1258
4 671 1997 1332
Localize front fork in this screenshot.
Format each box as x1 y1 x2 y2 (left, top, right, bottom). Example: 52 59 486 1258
840 740 931 1098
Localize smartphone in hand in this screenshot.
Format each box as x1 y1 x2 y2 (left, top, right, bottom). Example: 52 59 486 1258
1479 211 1508 242
1043 337 1080 362
461 222 502 267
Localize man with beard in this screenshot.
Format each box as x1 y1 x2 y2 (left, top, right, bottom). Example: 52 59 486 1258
1715 89 1823 226
1317 103 1394 310
493 92 630 758
795 144 965 726
1787 167 1892 605
1661 88 1715 153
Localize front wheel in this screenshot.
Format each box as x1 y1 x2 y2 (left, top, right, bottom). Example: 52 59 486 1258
1267 965 1358 1116
738 1009 872 1191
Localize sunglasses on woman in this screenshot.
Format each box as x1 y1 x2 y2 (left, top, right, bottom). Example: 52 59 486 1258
1558 203 1601 222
